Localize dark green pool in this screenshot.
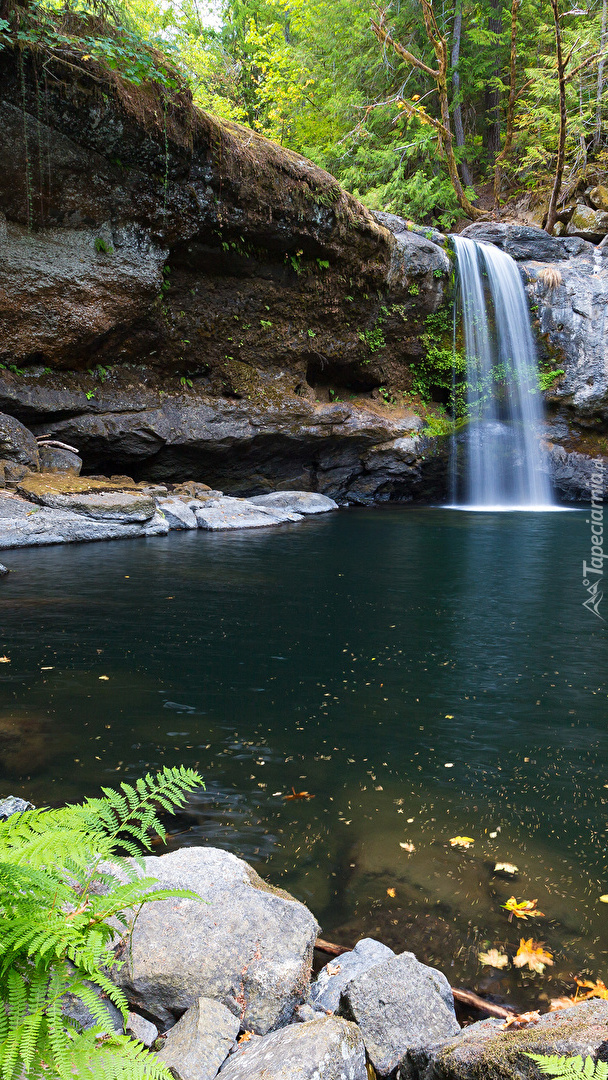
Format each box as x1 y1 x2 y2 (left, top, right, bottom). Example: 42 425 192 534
1 506 606 1008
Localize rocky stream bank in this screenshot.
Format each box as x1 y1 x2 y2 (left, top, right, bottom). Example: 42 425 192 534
1 789 604 1080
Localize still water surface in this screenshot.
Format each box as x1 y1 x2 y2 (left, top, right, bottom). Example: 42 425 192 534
1 506 607 1007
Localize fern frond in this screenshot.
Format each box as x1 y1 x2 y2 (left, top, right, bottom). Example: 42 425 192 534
526 1053 608 1078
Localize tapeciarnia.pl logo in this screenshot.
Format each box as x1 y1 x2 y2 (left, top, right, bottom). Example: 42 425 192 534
582 458 605 621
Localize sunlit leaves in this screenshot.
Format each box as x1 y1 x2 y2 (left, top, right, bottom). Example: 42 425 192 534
502 896 545 920
478 948 509 968
513 938 554 973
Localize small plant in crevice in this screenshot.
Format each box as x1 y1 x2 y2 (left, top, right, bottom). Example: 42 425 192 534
94 237 113 254
260 319 272 330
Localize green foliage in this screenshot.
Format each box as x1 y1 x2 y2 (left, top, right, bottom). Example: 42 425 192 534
358 325 386 353
538 368 565 390
0 766 202 1080
526 1053 608 1078
260 318 273 329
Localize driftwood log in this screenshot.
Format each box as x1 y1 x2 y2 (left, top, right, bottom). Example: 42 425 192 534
314 938 517 1019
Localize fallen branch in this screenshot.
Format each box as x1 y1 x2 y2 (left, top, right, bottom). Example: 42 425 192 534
36 439 80 454
315 938 517 1017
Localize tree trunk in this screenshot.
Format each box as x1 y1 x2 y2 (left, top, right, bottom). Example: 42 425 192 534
545 0 567 234
451 0 474 188
493 0 520 203
594 0 607 146
371 6 485 220
483 0 503 162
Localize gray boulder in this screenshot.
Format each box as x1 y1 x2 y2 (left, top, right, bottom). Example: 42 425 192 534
401 1000 608 1080
157 998 239 1080
112 846 319 1034
193 496 302 530
461 222 594 261
38 445 82 475
0 795 33 819
219 1017 367 1080
249 491 338 515
0 564 8 575
0 412 39 468
339 951 460 1077
126 1012 158 1048
310 938 395 1013
156 496 199 530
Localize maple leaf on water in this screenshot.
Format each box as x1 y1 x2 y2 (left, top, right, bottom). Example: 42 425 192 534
513 938 554 973
449 836 475 848
478 948 509 969
502 896 545 920
284 787 315 801
574 977 608 1001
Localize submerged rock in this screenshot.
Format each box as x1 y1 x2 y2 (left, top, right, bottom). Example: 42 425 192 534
157 998 239 1080
310 938 395 1013
338 951 460 1077
218 1017 367 1080
112 846 319 1034
400 1000 608 1080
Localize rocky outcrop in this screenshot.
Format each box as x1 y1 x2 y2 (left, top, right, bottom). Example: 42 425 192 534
0 45 452 503
157 998 240 1080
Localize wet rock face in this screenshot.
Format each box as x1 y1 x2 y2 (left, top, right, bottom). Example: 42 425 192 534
0 47 453 502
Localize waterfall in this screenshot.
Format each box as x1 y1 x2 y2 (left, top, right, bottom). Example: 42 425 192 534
449 235 553 509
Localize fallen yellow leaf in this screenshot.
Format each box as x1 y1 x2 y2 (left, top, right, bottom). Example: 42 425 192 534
478 948 509 969
386 887 396 898
99 675 110 681
494 862 519 876
502 897 544 920
574 978 608 1001
450 836 474 848
599 895 608 903
399 842 416 853
513 938 553 974
0 656 10 663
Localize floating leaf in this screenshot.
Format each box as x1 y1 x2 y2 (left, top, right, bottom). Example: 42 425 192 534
0 656 10 663
599 895 608 903
478 948 509 969
574 978 608 1001
450 836 474 848
98 675 110 681
284 787 314 801
399 842 416 853
502 897 545 920
513 938 553 973
494 862 519 876
386 887 396 898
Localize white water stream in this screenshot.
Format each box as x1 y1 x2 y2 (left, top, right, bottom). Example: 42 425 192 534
449 235 553 510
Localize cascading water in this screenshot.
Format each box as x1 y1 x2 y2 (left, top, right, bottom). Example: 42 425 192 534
449 235 553 509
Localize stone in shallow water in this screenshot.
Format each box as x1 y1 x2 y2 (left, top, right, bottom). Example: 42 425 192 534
249 491 338 515
157 998 239 1080
310 937 395 1013
338 951 460 1077
111 846 319 1034
400 1000 608 1080
218 1017 367 1080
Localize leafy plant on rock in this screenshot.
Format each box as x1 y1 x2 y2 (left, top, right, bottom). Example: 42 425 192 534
527 1054 608 1078
0 765 202 1080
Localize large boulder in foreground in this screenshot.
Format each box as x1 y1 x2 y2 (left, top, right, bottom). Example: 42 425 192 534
218 1017 367 1080
113 847 319 1034
338 951 460 1077
401 1000 608 1080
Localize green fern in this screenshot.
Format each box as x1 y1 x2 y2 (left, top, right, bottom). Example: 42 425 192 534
0 766 203 1080
527 1054 608 1078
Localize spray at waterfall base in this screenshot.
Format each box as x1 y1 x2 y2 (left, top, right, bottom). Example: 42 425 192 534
582 459 605 620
